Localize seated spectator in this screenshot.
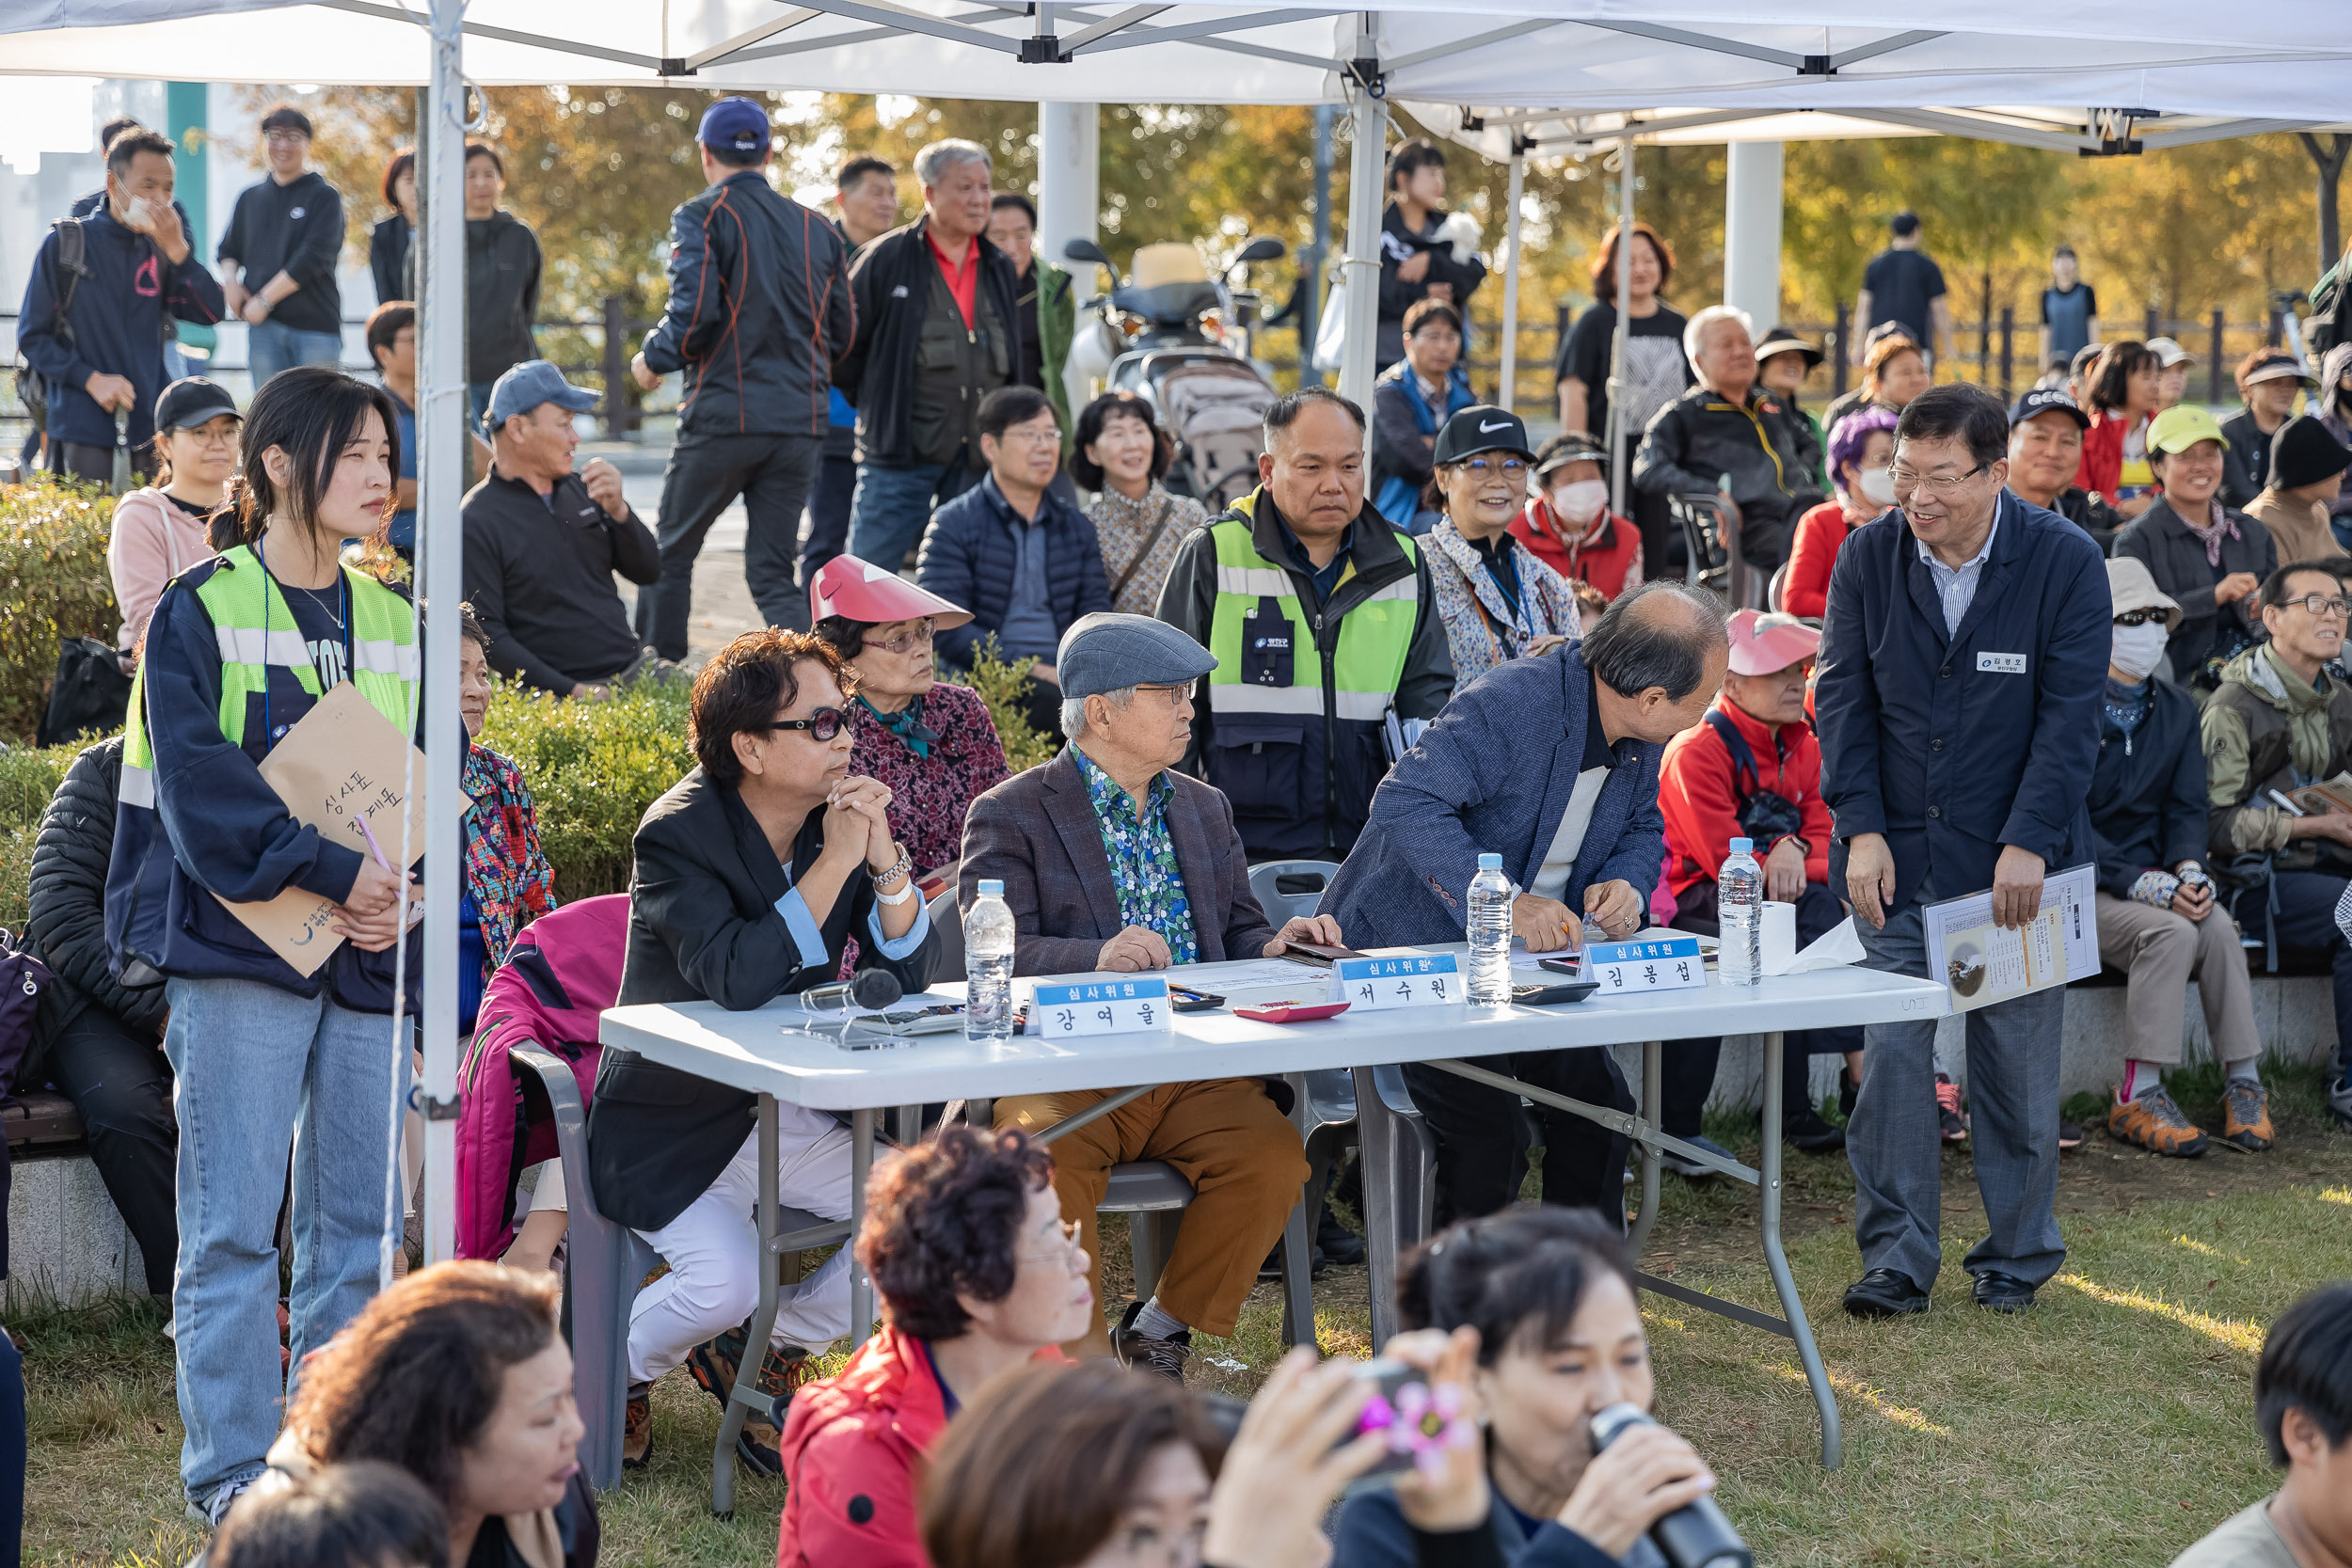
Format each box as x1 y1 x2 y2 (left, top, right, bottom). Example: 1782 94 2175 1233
1075 391 1209 617
2004 388 2125 556
1782 408 1898 619
2246 415 2352 566
2206 561 2352 1133
1634 307 1822 576
961 613 1324 1372
2077 340 2166 518
1373 299 1478 531
1656 610 1856 1158
2115 404 2278 693
2222 351 2314 499
461 360 661 699
210 1463 449 1568
812 556 1009 886
2091 559 2269 1158
1512 432 1642 604
106 376 238 659
919 386 1113 738
456 606 557 1032
585 629 936 1470
1421 406 1581 680
1755 324 1827 486
2170 1283 2352 1568
775 1126 1089 1567
1336 1207 1723 1568
1820 321 1916 434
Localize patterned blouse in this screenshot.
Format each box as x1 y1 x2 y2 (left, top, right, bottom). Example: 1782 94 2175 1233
461 741 558 982
847 680 1012 877
1086 482 1210 617
1073 747 1199 965
1422 517 1582 682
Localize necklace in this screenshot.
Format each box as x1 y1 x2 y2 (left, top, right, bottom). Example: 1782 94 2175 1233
288 577 347 630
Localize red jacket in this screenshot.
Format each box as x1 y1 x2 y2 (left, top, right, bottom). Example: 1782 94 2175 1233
1657 696 1833 900
2074 407 2139 499
1779 499 1852 620
1510 499 1643 602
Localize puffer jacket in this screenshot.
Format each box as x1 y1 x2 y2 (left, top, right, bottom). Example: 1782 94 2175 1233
2318 341 2352 531
916 473 1112 668
2201 641 2352 874
776 1325 960 1568
1632 382 1824 570
24 738 167 1055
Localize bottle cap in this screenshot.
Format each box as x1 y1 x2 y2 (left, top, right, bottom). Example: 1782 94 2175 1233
1729 837 1753 853
1476 852 1502 870
978 879 1005 896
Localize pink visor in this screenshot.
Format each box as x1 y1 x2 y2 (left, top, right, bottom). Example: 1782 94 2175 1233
809 555 973 630
1725 609 1820 675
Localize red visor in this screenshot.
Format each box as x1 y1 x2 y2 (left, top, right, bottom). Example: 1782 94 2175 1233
809 556 974 630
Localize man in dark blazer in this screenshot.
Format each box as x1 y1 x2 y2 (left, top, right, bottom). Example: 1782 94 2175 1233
1817 383 2108 1320
960 613 1326 1378
588 629 937 1470
1322 581 1731 1225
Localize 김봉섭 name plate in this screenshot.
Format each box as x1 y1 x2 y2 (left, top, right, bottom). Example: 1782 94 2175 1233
1327 953 1463 1010
1586 935 1707 995
1025 978 1175 1037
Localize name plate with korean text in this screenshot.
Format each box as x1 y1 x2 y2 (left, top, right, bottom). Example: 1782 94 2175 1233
1585 936 1706 995
1327 953 1463 1010
1025 978 1174 1037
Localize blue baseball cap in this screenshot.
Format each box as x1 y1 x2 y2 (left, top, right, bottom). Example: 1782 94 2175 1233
484 359 597 436
696 97 771 158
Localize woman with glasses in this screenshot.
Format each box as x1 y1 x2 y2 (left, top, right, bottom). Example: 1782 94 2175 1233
2113 404 2278 695
584 627 937 1473
812 555 1011 890
108 376 242 662
777 1125 1090 1568
1421 405 1581 681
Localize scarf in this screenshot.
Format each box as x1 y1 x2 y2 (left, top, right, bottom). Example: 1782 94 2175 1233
2179 499 2240 568
2102 675 2151 739
860 693 938 759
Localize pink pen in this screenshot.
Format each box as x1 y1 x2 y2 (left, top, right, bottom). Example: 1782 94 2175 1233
356 813 393 871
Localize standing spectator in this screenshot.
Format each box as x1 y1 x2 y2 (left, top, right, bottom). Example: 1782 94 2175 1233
1851 210 1950 368
18 128 224 483
70 119 199 384
799 154 903 606
839 139 1020 576
1554 222 1691 575
2004 388 2125 557
810 555 1009 882
1817 384 2110 1319
2077 340 2166 517
2247 416 2352 565
987 193 1076 441
1155 388 1454 863
108 376 240 657
1820 322 1920 434
628 97 852 655
2224 351 2316 498
460 143 542 433
1756 325 1827 487
2113 404 2277 693
1371 298 1477 531
1783 409 1899 620
365 303 420 554
1075 391 1209 618
1419 405 1581 682
2040 245 2099 369
1512 431 1643 603
218 105 347 385
462 361 660 698
1376 139 1486 373
369 150 415 308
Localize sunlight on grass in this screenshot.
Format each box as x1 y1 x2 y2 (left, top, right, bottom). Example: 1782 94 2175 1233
2170 1235 2251 1266
2055 1273 2265 1354
2322 1186 2351 1205
1772 1364 1952 1436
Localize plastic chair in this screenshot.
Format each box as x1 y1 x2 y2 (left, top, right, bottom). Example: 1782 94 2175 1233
1353 1062 1438 1348
1248 859 1341 925
926 887 964 982
1767 561 1789 614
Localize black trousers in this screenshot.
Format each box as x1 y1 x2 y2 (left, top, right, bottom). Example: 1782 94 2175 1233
637 430 822 660
1405 1046 1634 1228
44 1005 178 1296
47 440 112 484
796 451 859 610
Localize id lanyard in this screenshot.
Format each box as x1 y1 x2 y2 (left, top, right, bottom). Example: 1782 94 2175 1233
253 532 351 752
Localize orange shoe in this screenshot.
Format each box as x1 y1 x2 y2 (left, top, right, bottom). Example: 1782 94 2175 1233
2107 1084 2209 1157
2219 1080 2274 1151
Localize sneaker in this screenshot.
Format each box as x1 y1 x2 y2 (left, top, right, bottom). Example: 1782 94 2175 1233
186 1478 255 1529
2107 1083 2209 1158
1660 1134 1738 1178
1935 1073 1968 1143
1782 1104 1846 1153
2058 1117 2085 1153
2219 1080 2274 1152
2328 1074 2352 1132
685 1328 815 1477
1110 1299 1192 1384
623 1390 653 1469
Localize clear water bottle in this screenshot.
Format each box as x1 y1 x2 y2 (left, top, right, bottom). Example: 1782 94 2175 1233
964 879 1017 1039
1717 837 1762 989
1467 852 1515 1007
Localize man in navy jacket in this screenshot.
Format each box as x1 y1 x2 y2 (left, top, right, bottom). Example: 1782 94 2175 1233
1816 383 2109 1319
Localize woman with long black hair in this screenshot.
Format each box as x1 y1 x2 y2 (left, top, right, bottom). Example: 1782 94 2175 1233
107 364 423 1527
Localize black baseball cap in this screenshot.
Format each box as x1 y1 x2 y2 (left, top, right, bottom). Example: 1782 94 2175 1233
1433 405 1534 466
2008 386 2090 431
154 376 240 433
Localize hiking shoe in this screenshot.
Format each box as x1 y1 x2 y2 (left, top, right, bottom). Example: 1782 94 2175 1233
2328 1075 2352 1132
1934 1073 1968 1143
685 1329 815 1477
1661 1134 1738 1178
1111 1299 1192 1384
2219 1081 2274 1151
2058 1117 2085 1153
1783 1103 1846 1153
623 1390 653 1470
2107 1084 2209 1157
1842 1268 1930 1319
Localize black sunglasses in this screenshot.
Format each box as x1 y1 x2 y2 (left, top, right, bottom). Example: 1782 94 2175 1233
2112 609 2165 627
749 706 848 741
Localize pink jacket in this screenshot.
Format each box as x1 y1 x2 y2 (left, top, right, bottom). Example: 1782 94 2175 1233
106 487 217 656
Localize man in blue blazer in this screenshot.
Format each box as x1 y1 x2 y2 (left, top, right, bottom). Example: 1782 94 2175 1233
1816 383 2109 1319
1324 581 1730 1222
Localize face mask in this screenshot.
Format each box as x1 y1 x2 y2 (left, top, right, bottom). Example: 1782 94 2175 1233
1855 468 1898 507
2110 619 2170 680
1549 480 1609 528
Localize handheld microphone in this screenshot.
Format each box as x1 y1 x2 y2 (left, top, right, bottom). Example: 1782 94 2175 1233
800 970 903 1015
1588 1403 1752 1568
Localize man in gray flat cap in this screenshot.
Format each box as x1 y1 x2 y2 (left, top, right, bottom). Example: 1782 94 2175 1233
958 611 1337 1377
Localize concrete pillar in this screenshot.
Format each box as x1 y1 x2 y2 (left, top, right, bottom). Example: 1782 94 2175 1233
1723 140 1785 329
1036 101 1098 274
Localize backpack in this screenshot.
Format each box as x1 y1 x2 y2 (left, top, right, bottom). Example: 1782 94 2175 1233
11 220 88 436
1158 362 1278 511
0 931 55 1105
1695 709 1805 864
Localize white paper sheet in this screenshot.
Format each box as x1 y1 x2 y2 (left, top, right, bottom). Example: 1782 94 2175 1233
1920 863 2098 1010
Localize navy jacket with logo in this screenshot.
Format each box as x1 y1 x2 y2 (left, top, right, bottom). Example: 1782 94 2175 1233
17 206 223 451
1816 490 2109 912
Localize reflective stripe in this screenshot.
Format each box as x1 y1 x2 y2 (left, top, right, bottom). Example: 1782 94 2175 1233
1210 683 1389 720
354 639 420 680
1359 576 1420 604
119 760 154 808
215 626 312 668
1215 563 1294 598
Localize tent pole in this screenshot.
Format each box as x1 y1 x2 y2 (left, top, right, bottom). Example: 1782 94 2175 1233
1607 134 1632 520
1497 145 1524 412
1337 17 1385 420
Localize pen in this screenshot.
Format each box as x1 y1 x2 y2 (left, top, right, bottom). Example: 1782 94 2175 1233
356 813 393 869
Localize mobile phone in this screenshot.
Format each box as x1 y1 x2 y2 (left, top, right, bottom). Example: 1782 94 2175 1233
1280 940 1364 967
1344 1357 1433 1478
1168 984 1225 1013
1536 956 1584 974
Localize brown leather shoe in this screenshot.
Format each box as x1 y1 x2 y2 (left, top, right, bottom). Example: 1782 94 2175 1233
2220 1080 2274 1151
2107 1084 2209 1157
623 1391 652 1469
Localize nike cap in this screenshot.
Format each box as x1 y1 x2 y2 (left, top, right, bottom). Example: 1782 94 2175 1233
1433 404 1534 467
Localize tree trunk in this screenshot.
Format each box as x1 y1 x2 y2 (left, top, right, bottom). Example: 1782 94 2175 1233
2298 132 2352 279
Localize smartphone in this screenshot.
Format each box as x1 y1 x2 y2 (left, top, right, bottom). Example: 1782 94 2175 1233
1344 1357 1431 1478
1232 1000 1351 1023
1168 984 1225 1013
1536 956 1584 975
1280 940 1364 967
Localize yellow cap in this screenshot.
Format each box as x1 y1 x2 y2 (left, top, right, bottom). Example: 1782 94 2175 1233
2147 403 2227 455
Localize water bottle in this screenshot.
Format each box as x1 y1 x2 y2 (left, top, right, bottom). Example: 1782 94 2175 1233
1466 852 1515 1007
964 879 1017 1039
1716 837 1762 989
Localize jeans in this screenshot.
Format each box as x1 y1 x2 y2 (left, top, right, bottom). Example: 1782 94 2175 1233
246 321 344 386
2235 869 2352 1080
44 1005 178 1296
1404 1046 1634 1227
798 452 858 596
468 381 497 438
843 452 981 574
636 431 822 661
163 975 409 1512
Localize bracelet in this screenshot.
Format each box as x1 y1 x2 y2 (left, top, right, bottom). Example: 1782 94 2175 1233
869 844 913 892
875 880 917 907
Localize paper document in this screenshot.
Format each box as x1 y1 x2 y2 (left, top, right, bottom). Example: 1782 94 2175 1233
1921 862 2097 1012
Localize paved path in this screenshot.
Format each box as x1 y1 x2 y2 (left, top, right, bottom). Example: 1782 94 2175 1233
595 440 764 671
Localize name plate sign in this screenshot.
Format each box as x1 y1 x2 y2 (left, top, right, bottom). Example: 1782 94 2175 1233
1586 935 1707 994
1327 953 1463 1010
1025 978 1173 1037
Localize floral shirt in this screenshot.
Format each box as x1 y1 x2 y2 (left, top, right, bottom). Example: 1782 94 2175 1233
1422 517 1581 681
1073 746 1198 964
1086 482 1209 617
460 741 557 983
847 681 1011 878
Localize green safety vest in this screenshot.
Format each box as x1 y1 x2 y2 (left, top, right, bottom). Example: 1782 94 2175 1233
1203 493 1421 725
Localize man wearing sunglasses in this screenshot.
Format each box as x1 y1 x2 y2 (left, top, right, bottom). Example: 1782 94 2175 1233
2204 560 2352 1133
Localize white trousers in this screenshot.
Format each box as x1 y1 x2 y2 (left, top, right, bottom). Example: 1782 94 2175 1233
626 1111 855 1386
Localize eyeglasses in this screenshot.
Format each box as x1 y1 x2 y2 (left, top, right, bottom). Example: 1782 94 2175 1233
1019 1219 1087 1270
749 706 848 741
263 130 309 147
1457 457 1529 479
867 619 935 656
2282 594 2352 619
2113 609 2165 627
995 424 1061 447
1886 463 1989 496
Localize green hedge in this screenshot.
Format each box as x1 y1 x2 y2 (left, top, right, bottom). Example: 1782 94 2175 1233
0 478 120 745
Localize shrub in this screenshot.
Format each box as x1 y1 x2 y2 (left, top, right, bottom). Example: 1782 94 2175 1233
0 478 121 744
0 741 88 934
961 641 1058 773
476 675 694 899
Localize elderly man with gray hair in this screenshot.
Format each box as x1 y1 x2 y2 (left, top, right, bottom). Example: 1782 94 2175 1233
1632 303 1824 578
839 137 1023 576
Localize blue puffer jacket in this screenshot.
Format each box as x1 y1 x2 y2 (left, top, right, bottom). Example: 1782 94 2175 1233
917 473 1113 668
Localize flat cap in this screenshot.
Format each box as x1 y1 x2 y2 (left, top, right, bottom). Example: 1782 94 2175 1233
1057 612 1216 699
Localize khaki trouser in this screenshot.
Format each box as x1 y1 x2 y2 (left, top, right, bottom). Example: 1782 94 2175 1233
995 1079 1308 1356
2093 891 2262 1067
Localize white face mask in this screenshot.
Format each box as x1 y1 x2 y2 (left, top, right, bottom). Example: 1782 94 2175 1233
1855 467 1898 507
1549 479 1610 529
2110 619 2170 681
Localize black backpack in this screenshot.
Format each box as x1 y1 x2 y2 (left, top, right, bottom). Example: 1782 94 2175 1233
1702 708 1806 847
11 219 88 436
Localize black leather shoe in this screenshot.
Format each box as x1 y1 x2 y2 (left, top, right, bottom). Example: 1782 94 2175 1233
1783 1104 1847 1153
1842 1267 1930 1318
1971 1270 2037 1313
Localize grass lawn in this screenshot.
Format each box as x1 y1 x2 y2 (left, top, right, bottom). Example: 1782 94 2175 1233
20 1061 2349 1566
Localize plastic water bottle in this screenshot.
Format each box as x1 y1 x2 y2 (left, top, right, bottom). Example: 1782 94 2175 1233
1717 837 1762 989
964 879 1017 1039
1467 852 1515 1007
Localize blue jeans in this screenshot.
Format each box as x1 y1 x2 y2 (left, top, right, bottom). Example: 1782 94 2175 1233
843 454 980 573
163 975 409 1511
246 321 344 387
468 381 497 438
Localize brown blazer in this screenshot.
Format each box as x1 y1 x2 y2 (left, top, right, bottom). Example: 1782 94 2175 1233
959 746 1278 976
